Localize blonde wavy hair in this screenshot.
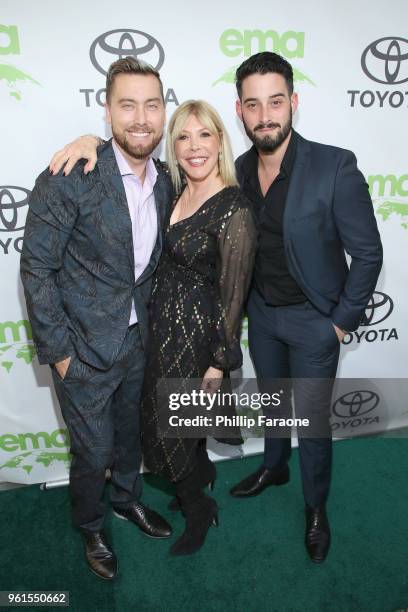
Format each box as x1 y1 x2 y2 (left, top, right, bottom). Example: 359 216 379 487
166 100 238 193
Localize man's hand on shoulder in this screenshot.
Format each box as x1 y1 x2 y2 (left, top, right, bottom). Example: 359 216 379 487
49 135 102 177
55 356 71 380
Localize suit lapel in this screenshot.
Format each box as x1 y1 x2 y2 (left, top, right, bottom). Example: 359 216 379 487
283 133 312 236
282 133 313 287
153 170 168 241
98 145 135 269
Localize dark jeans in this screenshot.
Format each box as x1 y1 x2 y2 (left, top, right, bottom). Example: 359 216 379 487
51 324 145 532
247 289 340 508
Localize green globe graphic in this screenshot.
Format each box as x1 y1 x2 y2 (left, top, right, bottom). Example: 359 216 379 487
0 342 36 373
0 450 71 478
375 199 408 230
212 63 315 87
0 63 41 100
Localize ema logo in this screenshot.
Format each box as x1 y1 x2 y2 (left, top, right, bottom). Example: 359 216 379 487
331 390 380 433
348 37 408 108
213 29 315 87
0 24 40 101
367 174 408 230
79 29 178 108
0 320 36 374
0 428 71 478
342 292 398 346
0 186 30 255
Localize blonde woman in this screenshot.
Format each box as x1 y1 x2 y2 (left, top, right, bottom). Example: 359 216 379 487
140 100 256 554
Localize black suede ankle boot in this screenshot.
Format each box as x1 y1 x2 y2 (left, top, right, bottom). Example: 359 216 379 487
168 441 216 512
169 492 218 556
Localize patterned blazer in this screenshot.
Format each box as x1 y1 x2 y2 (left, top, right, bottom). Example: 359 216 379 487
20 140 172 370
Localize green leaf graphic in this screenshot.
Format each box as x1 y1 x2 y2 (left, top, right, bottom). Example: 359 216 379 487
0 452 32 469
0 62 41 100
292 65 316 86
36 451 72 467
16 344 36 364
1 361 13 373
375 199 408 229
212 64 239 86
212 63 315 87
0 451 71 473
0 63 41 86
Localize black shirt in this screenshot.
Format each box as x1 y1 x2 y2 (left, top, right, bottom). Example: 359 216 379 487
236 130 306 306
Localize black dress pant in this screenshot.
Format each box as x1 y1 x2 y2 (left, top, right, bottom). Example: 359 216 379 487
51 325 145 532
247 289 340 508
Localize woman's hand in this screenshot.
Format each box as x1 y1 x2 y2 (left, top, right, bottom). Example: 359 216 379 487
201 366 223 394
49 135 101 176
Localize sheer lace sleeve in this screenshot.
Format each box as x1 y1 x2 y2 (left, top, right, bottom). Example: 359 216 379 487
210 203 257 372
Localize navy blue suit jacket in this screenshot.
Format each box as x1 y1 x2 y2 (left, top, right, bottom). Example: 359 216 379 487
236 131 383 331
21 140 172 369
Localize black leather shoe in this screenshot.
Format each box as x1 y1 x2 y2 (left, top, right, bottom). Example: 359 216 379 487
82 531 117 580
229 465 289 497
305 506 331 563
113 502 172 538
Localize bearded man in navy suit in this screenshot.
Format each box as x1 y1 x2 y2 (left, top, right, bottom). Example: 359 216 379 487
229 52 383 563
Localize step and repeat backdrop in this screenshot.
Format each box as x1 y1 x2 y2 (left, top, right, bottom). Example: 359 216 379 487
1 0 407 484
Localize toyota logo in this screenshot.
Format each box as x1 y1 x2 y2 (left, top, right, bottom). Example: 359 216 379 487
361 291 394 326
90 29 165 75
361 37 408 84
0 186 30 233
333 391 379 419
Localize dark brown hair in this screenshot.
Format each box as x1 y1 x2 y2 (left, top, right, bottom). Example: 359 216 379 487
235 52 294 99
105 56 164 103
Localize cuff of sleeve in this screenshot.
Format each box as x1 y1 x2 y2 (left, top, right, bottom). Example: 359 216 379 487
210 344 243 373
35 343 74 366
331 306 363 334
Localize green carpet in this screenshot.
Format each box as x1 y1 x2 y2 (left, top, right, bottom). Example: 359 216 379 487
1 437 407 612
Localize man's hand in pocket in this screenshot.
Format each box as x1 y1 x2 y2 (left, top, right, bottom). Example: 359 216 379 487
55 356 71 380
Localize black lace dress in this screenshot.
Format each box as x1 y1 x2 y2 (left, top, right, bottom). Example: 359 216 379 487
140 186 257 482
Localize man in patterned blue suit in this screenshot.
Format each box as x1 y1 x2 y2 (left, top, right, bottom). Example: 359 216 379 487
20 58 173 580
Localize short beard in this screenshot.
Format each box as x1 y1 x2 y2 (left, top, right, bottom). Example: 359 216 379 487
244 110 292 154
112 125 162 160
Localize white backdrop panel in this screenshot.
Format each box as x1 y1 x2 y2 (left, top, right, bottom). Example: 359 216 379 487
1 0 407 484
